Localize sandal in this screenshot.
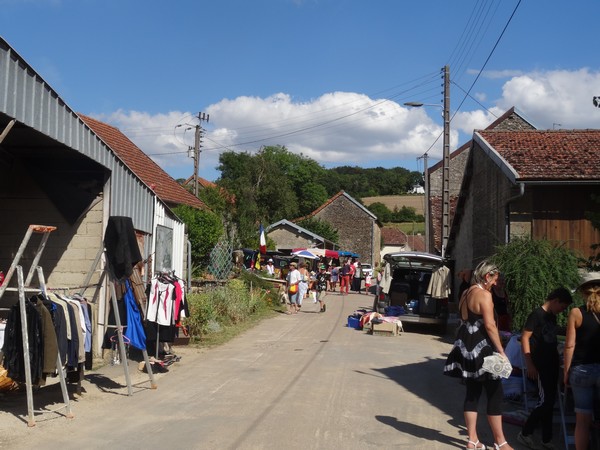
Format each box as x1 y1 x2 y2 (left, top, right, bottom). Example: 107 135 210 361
467 440 486 450
493 442 508 450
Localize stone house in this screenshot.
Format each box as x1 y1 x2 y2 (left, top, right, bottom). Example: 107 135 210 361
295 191 381 265
380 227 425 258
447 129 600 295
265 219 334 252
427 107 536 254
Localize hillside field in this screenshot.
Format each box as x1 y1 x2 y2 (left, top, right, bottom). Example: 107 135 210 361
362 195 425 216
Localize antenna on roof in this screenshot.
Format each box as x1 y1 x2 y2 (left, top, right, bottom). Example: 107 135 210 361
552 123 562 130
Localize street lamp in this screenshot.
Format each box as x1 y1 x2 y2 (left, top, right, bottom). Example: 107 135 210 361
404 65 450 258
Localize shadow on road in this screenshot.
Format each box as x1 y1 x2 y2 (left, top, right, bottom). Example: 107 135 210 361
375 415 465 449
371 357 468 445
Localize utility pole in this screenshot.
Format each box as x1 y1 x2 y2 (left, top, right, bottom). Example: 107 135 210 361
417 152 429 253
441 65 450 259
192 112 209 197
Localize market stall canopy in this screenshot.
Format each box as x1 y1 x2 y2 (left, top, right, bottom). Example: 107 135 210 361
291 249 319 260
338 250 360 258
305 248 339 258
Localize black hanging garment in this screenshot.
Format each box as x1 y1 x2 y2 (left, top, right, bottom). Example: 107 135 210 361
104 216 142 280
1 301 44 384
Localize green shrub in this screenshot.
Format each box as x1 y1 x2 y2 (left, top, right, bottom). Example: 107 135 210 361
491 237 581 331
184 275 280 341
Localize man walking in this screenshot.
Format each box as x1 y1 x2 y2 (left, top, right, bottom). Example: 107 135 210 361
518 287 573 450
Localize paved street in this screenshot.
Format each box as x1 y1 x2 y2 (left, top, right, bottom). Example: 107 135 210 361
1 291 527 449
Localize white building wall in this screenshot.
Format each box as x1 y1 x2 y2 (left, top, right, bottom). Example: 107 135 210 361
152 198 185 277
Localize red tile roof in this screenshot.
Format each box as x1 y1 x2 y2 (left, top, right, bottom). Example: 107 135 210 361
79 114 207 209
407 234 426 252
293 191 345 222
183 175 217 189
381 227 425 251
429 107 535 172
477 129 600 181
381 227 407 245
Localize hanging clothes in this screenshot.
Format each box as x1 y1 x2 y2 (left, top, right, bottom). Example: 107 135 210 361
47 293 71 365
49 294 80 369
59 295 86 364
33 297 58 377
381 262 393 294
103 216 142 280
2 300 44 384
147 278 175 326
123 280 146 351
427 265 451 299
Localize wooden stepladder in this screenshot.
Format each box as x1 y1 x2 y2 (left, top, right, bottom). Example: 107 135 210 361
0 225 73 427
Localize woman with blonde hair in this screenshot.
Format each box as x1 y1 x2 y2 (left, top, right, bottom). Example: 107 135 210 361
444 260 513 450
563 272 600 450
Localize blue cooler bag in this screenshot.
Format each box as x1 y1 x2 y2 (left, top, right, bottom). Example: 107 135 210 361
347 315 361 329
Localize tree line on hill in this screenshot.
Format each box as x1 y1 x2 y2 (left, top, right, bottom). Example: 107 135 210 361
176 145 423 266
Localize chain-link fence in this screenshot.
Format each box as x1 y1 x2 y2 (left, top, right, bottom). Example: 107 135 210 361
208 240 234 280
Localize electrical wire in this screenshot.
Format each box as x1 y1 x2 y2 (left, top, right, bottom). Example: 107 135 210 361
450 0 522 123
125 2 521 164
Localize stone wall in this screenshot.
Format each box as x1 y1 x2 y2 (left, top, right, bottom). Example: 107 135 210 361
314 195 380 265
268 226 320 251
0 160 104 308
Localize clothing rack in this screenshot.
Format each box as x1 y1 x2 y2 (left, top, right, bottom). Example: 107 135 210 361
0 225 73 427
150 270 179 358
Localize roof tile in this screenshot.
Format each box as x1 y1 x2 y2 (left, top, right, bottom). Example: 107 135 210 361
478 129 600 181
79 114 207 209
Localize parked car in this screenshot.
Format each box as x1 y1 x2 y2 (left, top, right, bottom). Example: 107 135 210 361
360 263 373 279
373 252 448 333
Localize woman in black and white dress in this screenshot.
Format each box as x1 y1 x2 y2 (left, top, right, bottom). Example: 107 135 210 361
444 261 513 450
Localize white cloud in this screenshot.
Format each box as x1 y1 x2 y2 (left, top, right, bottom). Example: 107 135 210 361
96 92 455 180
497 68 600 129
95 68 600 181
452 107 505 134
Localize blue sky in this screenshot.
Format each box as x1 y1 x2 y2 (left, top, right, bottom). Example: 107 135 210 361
1 0 600 182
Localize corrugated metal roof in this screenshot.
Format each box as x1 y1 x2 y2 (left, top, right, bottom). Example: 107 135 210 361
0 36 155 233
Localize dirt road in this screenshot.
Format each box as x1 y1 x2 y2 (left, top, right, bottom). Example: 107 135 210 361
0 292 522 449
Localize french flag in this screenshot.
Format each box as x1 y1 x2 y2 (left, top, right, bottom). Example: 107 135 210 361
259 224 267 254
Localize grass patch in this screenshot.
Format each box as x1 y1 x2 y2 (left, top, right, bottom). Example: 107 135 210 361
183 273 287 349
192 306 282 348
386 222 425 235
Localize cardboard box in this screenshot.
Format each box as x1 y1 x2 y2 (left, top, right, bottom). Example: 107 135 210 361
372 321 399 336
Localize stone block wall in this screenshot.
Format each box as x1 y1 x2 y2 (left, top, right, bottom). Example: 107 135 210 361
314 195 379 265
0 159 104 307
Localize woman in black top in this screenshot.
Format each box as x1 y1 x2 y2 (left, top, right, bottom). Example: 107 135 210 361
564 272 600 450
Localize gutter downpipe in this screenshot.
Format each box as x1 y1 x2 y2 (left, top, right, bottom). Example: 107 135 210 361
505 182 525 244
187 238 192 291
